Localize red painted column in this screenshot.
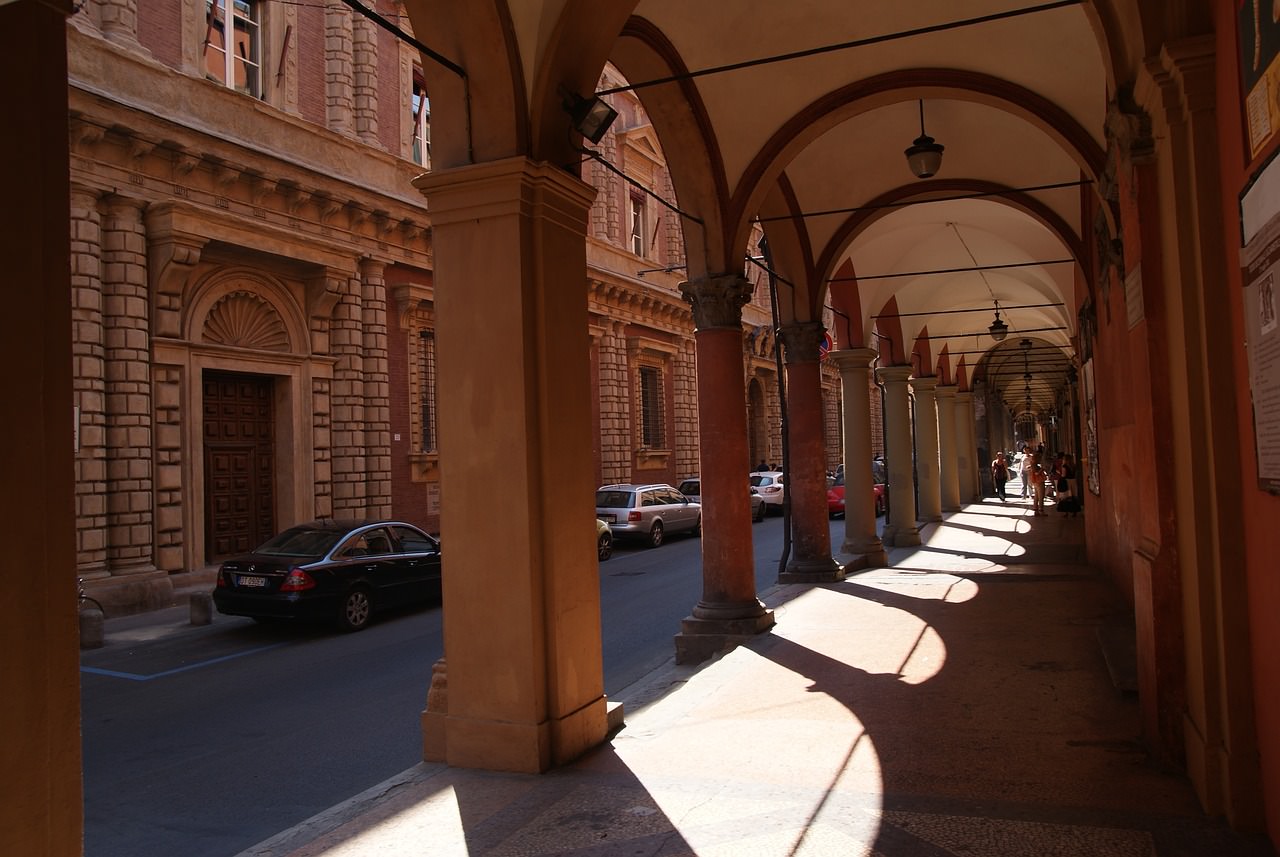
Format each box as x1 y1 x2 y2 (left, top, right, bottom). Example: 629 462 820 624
675 275 773 664
778 322 840 582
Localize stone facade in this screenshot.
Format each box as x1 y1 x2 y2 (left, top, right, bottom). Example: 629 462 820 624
68 15 846 614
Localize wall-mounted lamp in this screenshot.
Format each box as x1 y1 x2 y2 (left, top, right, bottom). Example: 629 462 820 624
560 87 618 144
904 100 945 179
988 301 1008 341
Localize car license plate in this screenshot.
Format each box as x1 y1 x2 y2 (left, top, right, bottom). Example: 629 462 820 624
600 514 615 523
237 575 267 588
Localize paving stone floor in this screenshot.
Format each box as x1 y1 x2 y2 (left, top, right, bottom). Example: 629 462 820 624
237 500 1274 857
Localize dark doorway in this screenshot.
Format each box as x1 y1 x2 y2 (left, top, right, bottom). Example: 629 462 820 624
203 371 275 561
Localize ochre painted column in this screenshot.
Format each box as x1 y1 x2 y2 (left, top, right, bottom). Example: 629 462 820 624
412 157 607 773
778 322 841 582
937 384 961 511
956 391 978 502
877 364 920 546
830 348 886 566
913 376 942 522
674 275 773 664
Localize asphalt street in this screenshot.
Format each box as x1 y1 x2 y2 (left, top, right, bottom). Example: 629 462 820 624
81 513 861 857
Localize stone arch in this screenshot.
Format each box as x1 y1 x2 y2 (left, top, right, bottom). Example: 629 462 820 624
184 268 309 356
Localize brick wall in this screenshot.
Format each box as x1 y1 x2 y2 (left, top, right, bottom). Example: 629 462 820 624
135 2 179 68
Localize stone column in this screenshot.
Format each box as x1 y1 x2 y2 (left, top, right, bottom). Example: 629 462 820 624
71 184 109 579
412 157 607 773
352 15 380 147
361 258 391 518
936 384 961 511
912 376 942 522
675 275 774 662
778 321 840 582
331 272 367 517
877 364 920 546
829 348 885 566
325 2 355 137
956 391 978 502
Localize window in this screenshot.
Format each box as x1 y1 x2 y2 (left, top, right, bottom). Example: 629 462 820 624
419 330 437 452
411 74 431 166
630 195 645 256
204 0 261 97
639 365 665 448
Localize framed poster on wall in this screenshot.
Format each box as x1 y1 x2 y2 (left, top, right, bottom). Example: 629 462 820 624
1239 0 1280 157
1083 359 1100 496
1240 149 1280 494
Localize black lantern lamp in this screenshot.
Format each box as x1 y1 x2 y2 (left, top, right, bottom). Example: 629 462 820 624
988 301 1008 341
560 87 619 144
905 100 945 179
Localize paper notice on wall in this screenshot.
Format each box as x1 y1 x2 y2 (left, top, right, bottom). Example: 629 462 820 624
1241 212 1280 493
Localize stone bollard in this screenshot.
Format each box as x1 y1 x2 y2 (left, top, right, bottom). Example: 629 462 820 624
190 592 214 626
79 606 105 649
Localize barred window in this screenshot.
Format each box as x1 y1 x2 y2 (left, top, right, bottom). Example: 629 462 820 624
419 330 437 452
639 365 665 448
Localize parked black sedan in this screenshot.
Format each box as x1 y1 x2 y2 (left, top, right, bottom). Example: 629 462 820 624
212 520 442 632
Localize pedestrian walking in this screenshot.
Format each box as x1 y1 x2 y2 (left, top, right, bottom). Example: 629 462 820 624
991 452 1010 501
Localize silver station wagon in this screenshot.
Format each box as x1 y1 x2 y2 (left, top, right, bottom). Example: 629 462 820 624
595 483 701 548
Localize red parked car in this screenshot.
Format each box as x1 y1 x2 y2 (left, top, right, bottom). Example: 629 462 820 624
826 472 886 518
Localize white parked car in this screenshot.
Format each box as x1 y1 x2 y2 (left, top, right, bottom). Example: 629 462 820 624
677 477 766 522
749 471 786 512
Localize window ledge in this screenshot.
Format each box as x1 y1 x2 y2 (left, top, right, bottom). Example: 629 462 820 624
637 448 670 468
410 451 439 482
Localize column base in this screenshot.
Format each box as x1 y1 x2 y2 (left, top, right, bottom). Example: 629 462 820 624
675 610 775 665
421 659 609 771
779 555 844 583
81 568 171 618
882 526 922 547
839 544 888 569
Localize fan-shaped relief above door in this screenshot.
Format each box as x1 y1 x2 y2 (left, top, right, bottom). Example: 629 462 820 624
202 290 292 351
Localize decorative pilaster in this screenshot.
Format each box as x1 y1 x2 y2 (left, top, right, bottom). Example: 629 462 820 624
97 0 145 50
936 385 961 511
101 196 155 574
325 2 355 137
676 275 772 664
352 15 380 147
912 376 942 522
70 184 108 578
877 364 920 546
361 258 392 518
778 321 839 582
829 348 886 566
331 272 367 516
597 321 631 484
673 337 699 480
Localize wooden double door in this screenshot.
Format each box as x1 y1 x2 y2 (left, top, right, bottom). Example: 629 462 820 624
204 371 276 561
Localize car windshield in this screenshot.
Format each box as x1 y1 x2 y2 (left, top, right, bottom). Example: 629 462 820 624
596 490 634 508
254 527 345 557
677 481 698 495
831 473 844 487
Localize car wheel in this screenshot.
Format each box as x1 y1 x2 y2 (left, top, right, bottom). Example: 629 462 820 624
753 502 764 522
647 521 664 548
692 516 701 537
337 587 373 632
597 531 613 562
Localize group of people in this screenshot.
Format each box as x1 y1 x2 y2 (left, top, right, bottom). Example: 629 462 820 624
990 445 1079 517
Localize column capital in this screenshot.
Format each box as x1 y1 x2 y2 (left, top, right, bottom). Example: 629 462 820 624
911 375 939 394
777 321 826 364
935 383 958 400
956 389 974 403
678 274 752 330
359 257 387 280
826 346 879 371
876 364 913 385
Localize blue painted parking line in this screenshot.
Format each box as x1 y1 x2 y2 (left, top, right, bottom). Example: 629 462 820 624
80 642 288 682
